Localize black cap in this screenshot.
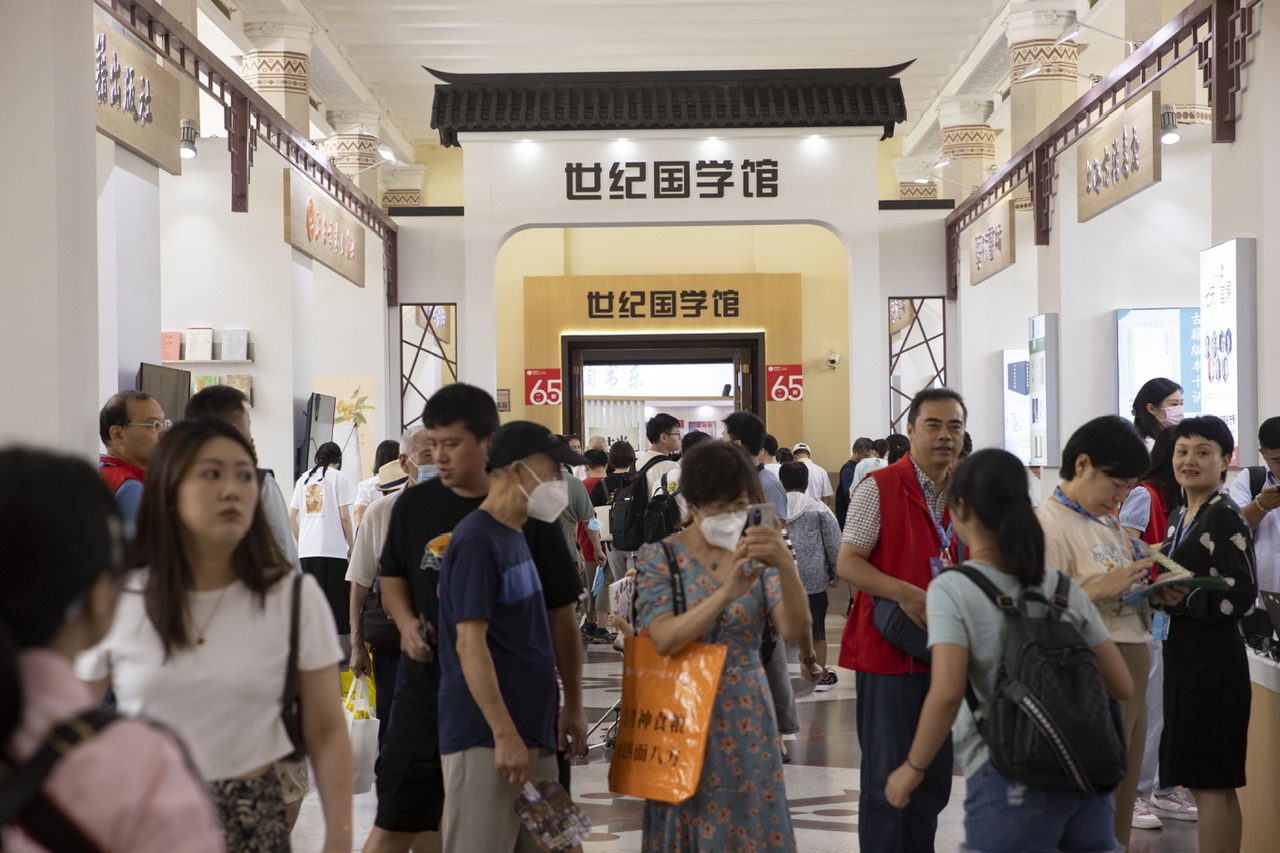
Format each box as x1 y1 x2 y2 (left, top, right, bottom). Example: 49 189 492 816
489 421 588 469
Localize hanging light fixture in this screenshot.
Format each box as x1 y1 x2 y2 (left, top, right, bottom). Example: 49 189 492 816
179 119 198 160
1160 104 1182 144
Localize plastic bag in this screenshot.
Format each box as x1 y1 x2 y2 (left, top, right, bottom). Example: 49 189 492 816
343 675 378 795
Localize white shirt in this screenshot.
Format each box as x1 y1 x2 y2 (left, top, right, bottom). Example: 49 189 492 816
353 475 381 509
76 571 342 780
290 466 355 559
635 450 679 499
1229 467 1280 593
799 458 834 501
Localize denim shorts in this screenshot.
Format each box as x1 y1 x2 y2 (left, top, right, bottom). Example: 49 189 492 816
961 761 1121 853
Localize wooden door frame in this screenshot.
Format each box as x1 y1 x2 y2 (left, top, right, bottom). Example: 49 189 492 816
561 332 766 438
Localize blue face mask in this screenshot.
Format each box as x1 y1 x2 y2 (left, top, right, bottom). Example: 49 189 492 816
416 464 439 484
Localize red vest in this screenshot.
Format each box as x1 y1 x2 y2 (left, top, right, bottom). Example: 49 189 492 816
838 455 960 675
1137 482 1169 545
99 455 145 496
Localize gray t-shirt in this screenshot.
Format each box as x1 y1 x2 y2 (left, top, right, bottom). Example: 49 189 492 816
926 560 1111 779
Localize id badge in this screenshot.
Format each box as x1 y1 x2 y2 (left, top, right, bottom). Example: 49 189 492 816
1151 610 1171 642
929 557 946 579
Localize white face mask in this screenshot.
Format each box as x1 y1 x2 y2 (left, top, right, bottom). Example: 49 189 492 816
1160 405 1185 428
699 510 748 551
415 464 439 484
517 462 570 523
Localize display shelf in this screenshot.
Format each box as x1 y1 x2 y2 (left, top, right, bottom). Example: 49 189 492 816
163 359 254 365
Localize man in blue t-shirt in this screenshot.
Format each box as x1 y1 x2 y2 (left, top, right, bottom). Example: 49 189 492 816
437 421 587 850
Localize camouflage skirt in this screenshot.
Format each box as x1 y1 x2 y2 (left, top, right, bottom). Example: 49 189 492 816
210 771 291 852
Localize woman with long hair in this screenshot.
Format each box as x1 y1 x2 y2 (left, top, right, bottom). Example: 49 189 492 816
288 440 356 639
2 448 220 852
1159 416 1257 853
634 441 815 851
885 449 1132 851
1131 377 1184 444
353 439 403 529
78 419 351 852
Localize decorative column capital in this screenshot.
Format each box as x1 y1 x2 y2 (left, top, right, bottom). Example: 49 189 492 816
382 165 427 208
893 157 936 185
1006 2 1077 45
321 105 383 176
243 15 313 54
939 95 996 129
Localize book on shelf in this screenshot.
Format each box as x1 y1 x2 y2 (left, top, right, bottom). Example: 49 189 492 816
161 331 182 362
192 375 221 393
222 328 249 361
226 374 253 406
186 327 214 360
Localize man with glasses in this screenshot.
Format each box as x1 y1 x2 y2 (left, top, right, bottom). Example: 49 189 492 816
97 390 169 527
636 413 681 498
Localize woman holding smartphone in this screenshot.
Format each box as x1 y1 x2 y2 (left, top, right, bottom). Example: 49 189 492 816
633 441 817 852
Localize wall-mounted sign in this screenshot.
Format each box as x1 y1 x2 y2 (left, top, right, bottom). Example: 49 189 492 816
94 13 181 175
968 201 1015 285
1198 239 1257 465
587 287 740 320
1077 91 1161 223
1115 308 1202 418
566 158 779 201
496 389 511 413
766 365 804 402
1003 348 1031 464
284 169 366 287
525 369 563 406
1029 313 1060 467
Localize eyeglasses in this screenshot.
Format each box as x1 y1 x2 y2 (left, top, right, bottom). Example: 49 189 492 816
126 420 172 433
666 431 681 437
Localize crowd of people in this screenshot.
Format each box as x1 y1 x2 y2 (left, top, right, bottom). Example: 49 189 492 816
1 375 1276 852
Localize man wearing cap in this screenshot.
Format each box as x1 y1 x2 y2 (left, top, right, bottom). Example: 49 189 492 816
346 424 434 745
437 421 585 850
792 442 835 509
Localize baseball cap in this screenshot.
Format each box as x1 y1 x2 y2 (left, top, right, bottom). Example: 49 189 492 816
489 421 588 470
793 442 812 455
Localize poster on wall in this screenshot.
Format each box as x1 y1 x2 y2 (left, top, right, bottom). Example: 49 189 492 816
313 377 378 498
1198 239 1257 464
765 364 804 402
1002 349 1031 464
525 369 563 406
1115 308 1201 418
1028 314 1060 467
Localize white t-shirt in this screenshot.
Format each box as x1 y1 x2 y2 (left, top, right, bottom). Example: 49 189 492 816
1229 467 1280 593
76 571 342 781
799 459 834 501
290 466 355 559
635 450 678 499
354 475 381 509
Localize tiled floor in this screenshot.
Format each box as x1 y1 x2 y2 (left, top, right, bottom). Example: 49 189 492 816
293 608 1199 851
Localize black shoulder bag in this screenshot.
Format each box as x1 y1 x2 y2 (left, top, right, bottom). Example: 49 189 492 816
280 572 306 761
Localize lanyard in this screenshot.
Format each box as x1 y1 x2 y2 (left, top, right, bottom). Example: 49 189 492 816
916 472 954 556
1169 503 1205 554
1053 487 1144 560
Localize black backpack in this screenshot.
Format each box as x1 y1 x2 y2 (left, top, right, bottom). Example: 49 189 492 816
1247 465 1268 500
954 565 1127 794
609 456 666 551
643 471 683 543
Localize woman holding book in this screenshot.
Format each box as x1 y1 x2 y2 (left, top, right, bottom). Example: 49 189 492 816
1159 416 1257 853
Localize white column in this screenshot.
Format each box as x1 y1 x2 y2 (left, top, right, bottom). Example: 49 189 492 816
323 104 383 199
291 251 315 483
382 165 427 208
938 95 996 200
242 15 313 131
893 157 937 199
1007 2 1079 152
0 0 100 455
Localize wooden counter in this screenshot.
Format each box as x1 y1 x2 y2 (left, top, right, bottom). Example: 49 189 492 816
1240 652 1280 851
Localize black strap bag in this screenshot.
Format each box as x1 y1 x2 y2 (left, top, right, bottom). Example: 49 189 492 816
609 456 666 551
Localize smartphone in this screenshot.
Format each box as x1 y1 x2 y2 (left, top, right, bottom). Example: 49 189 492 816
746 503 776 530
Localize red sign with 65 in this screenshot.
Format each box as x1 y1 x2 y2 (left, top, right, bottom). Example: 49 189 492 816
766 364 803 402
525 369 563 406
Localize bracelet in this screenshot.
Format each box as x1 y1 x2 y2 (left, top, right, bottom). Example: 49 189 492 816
905 756 927 772
1257 498 1271 514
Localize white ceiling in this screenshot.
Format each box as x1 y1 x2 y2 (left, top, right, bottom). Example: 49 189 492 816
299 0 1012 145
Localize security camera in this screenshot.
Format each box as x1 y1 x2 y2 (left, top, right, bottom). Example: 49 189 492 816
826 350 841 370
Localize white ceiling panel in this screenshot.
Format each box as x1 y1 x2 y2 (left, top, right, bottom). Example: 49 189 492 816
301 0 1010 143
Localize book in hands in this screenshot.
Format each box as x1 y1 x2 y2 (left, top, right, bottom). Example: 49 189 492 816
1120 570 1231 605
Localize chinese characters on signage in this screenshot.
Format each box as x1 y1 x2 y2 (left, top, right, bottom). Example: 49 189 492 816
968 201 1015 286
1077 92 1161 223
566 159 778 200
586 289 740 320
765 364 804 402
284 170 366 287
96 34 152 125
613 707 687 767
525 369 563 406
306 198 359 261
1198 239 1257 464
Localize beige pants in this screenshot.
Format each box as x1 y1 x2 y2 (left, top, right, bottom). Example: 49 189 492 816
441 746 559 852
1113 641 1150 849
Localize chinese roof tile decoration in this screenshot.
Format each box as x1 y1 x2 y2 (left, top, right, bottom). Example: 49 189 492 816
427 64 912 146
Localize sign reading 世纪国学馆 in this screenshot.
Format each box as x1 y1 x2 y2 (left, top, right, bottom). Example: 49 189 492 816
1077 92 1161 223
565 159 779 201
586 288 740 320
968 201 1015 286
94 13 182 175
283 170 366 288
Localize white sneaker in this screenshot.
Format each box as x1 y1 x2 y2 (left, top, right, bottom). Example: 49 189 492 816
1132 798 1163 830
1149 790 1198 821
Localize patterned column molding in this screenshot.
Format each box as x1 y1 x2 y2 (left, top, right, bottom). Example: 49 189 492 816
1007 2 1079 81
242 17 312 96
322 106 383 176
899 182 938 200
381 166 427 208
939 95 997 174
893 157 936 200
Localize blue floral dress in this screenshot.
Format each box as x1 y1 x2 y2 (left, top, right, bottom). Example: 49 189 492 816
634 537 797 852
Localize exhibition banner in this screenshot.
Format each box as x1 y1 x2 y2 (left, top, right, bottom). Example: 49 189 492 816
1198 239 1258 464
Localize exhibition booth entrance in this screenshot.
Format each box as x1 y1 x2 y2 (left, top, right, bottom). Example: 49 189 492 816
560 333 763 447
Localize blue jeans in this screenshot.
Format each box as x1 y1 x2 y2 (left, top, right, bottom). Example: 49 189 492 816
856 671 953 853
962 761 1120 853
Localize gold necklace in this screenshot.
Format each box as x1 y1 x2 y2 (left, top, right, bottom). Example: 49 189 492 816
193 583 232 645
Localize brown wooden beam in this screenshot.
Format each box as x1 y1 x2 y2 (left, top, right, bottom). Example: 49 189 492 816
227 91 249 212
